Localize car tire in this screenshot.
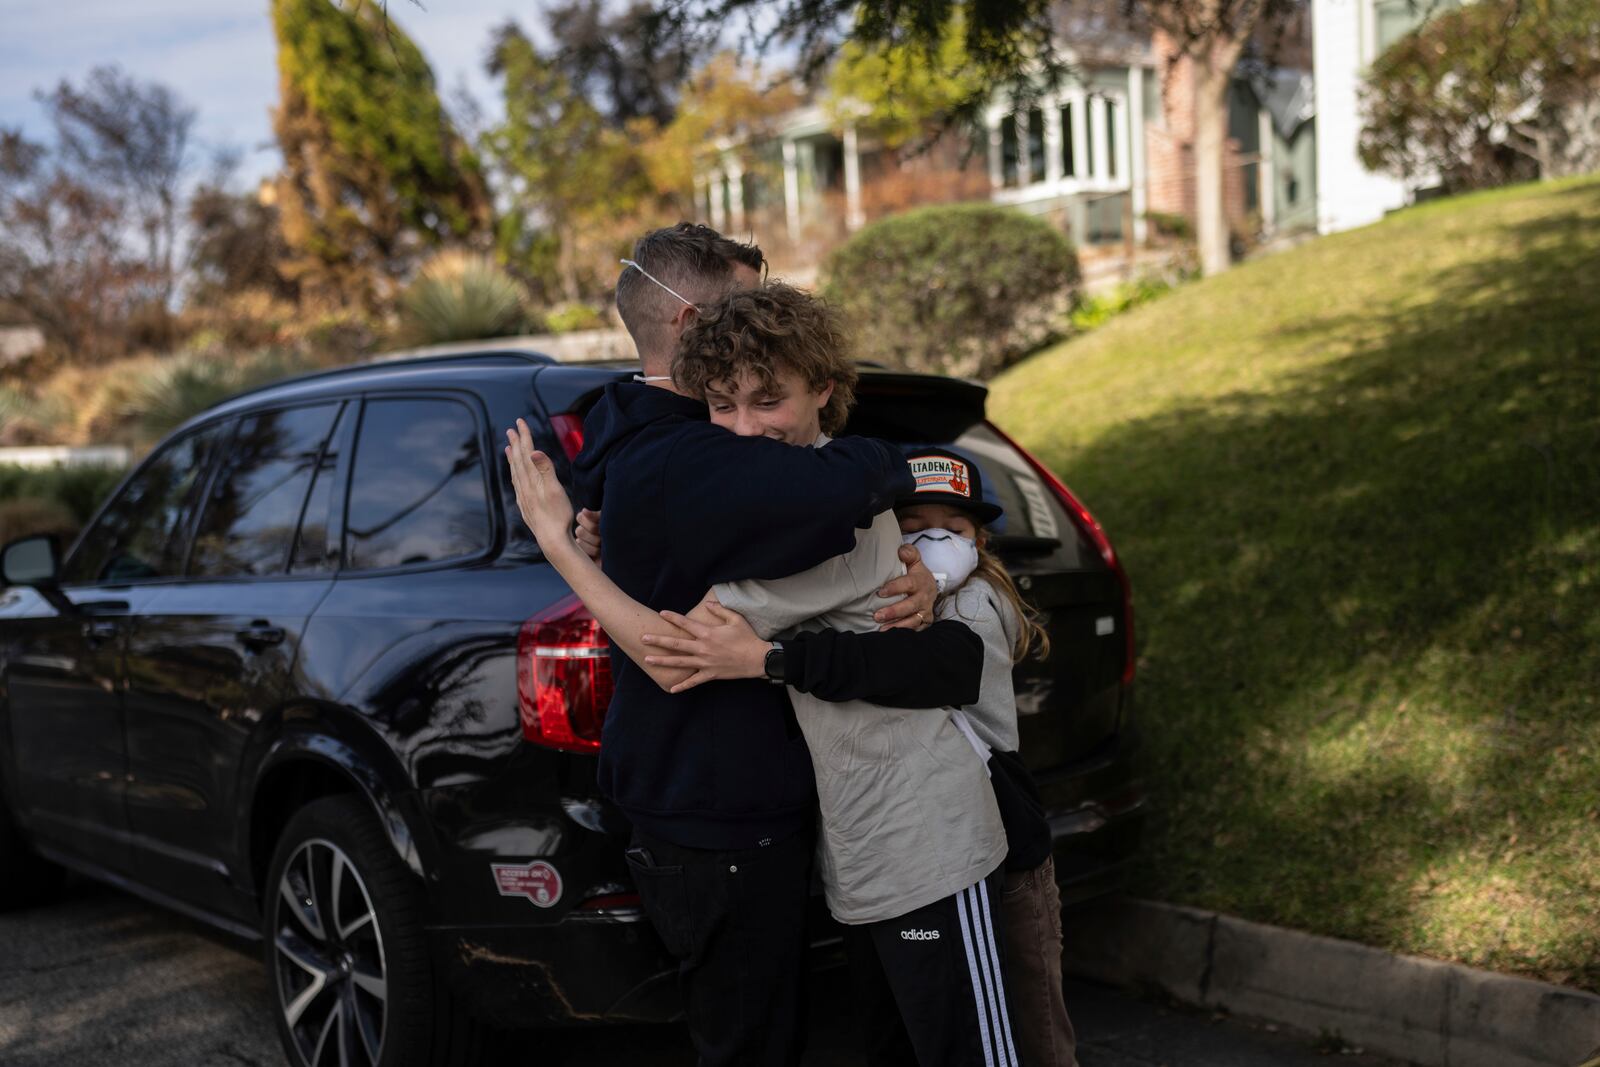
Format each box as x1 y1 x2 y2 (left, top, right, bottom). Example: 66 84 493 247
263 795 487 1067
0 794 64 911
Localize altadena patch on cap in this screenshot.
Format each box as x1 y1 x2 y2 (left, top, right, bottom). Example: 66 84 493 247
909 455 973 499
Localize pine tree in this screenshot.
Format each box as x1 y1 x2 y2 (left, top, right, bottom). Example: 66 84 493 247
270 0 491 310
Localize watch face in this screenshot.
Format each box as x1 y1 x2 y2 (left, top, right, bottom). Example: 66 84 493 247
764 644 785 680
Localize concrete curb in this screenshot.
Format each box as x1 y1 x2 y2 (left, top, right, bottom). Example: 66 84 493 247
1062 896 1600 1067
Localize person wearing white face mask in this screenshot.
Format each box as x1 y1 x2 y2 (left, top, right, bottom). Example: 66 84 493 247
892 446 1078 1067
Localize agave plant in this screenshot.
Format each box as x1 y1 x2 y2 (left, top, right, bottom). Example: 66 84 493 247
402 251 529 344
0 386 69 445
121 354 245 441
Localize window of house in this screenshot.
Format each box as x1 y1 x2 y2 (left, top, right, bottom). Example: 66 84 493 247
1373 0 1458 56
345 398 491 571
1026 108 1047 184
189 404 341 578
1060 104 1076 178
1087 193 1128 243
1143 69 1162 128
1000 115 1021 188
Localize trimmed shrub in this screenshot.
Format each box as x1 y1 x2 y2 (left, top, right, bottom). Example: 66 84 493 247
543 303 606 334
402 251 529 344
822 203 1079 379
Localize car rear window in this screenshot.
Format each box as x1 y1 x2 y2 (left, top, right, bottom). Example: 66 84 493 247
934 425 1096 572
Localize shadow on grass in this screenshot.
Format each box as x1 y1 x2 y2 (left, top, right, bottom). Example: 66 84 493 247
1048 182 1600 984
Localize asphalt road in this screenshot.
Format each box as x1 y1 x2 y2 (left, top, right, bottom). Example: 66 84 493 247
0 877 1407 1066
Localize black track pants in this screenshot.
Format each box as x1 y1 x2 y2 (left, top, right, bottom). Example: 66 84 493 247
844 869 1021 1067
626 826 814 1067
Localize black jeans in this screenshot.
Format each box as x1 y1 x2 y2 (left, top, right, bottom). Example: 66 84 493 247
626 826 814 1067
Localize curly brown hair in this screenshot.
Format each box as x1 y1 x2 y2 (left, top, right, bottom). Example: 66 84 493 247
673 283 858 435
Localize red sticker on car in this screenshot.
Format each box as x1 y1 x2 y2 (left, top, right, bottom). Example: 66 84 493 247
491 861 563 907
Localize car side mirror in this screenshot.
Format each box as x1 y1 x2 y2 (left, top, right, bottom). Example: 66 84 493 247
1 535 60 588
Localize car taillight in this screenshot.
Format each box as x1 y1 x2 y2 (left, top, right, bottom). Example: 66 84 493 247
984 421 1136 685
517 595 613 752
549 413 585 460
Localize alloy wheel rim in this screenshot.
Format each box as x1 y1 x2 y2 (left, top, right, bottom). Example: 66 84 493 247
274 838 388 1067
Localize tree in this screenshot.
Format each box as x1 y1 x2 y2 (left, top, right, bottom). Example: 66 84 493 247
40 67 198 307
542 0 703 127
1360 0 1600 191
825 10 988 148
186 181 297 303
482 23 651 303
0 68 199 360
271 0 491 310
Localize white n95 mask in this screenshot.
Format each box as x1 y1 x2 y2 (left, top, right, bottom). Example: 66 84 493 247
901 528 979 593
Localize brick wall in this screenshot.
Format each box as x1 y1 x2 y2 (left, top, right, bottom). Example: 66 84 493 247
1143 30 1254 235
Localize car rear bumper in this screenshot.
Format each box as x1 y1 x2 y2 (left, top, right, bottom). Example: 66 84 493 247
1050 781 1146 906
1035 731 1148 907
430 911 679 1028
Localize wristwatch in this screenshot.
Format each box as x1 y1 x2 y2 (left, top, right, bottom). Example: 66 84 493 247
763 641 786 684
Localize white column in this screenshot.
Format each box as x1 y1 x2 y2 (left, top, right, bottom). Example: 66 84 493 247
1044 98 1064 186
843 124 865 230
1259 108 1278 233
709 168 727 230
782 139 801 242
1072 89 1091 185
727 161 745 234
988 119 1004 190
1128 67 1149 243
1090 95 1110 186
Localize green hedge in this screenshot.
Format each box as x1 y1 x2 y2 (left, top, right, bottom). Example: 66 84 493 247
822 203 1079 380
0 464 125 526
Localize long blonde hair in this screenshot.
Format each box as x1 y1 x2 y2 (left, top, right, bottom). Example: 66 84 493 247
951 539 1051 664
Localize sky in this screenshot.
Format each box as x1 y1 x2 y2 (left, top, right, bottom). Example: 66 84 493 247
0 0 540 188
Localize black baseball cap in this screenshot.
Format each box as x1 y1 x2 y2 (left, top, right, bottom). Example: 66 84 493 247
896 446 1004 525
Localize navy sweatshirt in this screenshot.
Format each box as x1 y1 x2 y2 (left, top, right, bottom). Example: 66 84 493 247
572 382 915 850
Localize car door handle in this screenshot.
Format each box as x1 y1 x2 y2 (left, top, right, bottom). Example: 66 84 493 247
82 619 121 646
235 622 286 650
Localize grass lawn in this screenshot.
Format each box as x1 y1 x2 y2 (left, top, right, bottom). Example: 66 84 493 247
989 177 1600 989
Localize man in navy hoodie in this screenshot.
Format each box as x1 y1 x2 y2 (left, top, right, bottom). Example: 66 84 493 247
572 224 962 1065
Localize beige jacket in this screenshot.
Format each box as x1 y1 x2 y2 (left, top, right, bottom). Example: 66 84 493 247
715 466 1006 924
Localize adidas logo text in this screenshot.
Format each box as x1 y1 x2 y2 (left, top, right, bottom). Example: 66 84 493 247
899 929 941 941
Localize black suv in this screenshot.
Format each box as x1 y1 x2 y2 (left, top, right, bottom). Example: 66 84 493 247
0 347 1143 1067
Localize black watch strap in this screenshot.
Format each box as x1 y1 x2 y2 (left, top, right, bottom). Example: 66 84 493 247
763 641 786 683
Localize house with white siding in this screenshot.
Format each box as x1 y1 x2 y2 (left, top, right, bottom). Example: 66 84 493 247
1312 0 1456 232
696 29 1317 277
